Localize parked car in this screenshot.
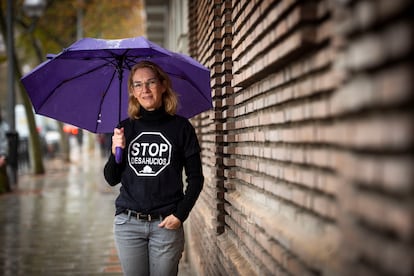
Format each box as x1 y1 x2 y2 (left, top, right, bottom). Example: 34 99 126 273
15 104 61 158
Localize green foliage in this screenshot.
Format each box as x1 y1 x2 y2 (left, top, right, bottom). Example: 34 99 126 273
83 0 145 39
2 0 145 67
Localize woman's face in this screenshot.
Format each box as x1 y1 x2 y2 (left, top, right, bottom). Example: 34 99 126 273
131 67 166 111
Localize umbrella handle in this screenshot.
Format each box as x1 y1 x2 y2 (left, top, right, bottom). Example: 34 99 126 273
115 147 123 163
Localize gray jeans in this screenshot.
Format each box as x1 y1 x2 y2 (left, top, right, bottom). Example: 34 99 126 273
114 213 184 276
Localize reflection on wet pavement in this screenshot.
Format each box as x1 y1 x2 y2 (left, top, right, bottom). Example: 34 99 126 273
0 140 122 275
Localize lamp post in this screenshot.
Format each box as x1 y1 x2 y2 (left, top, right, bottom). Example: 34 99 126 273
23 0 46 61
23 0 47 18
6 0 18 187
6 0 46 185
6 0 15 132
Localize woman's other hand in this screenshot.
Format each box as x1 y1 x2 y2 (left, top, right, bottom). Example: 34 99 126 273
158 214 182 229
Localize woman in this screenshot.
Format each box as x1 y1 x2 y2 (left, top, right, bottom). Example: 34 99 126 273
104 60 204 276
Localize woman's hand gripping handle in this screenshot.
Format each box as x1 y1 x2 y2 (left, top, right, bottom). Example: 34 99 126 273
112 127 125 164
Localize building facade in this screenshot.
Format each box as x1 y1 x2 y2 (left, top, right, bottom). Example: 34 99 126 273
163 0 414 275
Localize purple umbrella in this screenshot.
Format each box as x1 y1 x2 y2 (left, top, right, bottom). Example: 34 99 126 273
21 36 212 135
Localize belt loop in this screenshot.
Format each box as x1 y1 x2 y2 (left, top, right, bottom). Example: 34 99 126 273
127 209 132 221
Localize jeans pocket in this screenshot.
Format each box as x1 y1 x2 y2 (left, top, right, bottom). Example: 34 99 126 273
114 213 129 225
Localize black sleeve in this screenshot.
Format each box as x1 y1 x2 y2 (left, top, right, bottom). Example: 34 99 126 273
174 152 204 222
103 154 125 186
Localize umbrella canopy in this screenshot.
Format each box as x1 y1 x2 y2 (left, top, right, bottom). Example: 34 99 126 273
21 36 212 133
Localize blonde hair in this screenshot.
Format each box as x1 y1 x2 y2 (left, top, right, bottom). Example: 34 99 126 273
127 60 178 119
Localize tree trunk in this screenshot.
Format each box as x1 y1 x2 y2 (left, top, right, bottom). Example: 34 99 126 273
58 122 70 162
15 67 45 174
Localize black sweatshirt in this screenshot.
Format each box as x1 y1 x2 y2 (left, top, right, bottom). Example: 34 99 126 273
103 107 204 222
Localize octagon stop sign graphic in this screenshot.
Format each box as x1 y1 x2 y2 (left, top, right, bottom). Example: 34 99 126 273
128 132 172 176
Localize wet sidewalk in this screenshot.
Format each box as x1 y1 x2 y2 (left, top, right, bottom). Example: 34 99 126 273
0 139 192 275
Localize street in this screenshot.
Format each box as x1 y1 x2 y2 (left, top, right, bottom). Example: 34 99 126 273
0 137 191 275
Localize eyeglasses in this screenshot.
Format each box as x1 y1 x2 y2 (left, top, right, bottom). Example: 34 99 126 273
132 78 159 91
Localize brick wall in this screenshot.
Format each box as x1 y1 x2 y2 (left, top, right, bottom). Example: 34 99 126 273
187 0 414 275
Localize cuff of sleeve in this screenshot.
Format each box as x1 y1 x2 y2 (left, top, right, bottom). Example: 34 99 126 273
109 153 123 165
109 154 116 162
173 210 188 223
